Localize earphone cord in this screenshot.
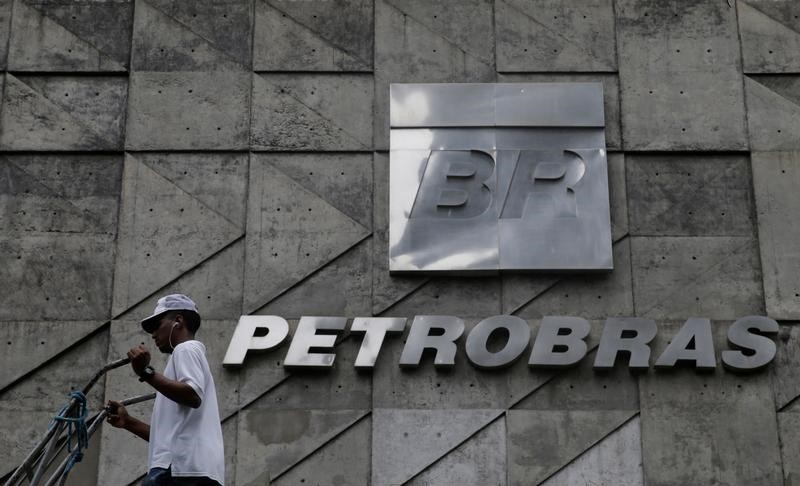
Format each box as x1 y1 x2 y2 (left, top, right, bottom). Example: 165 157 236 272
168 321 177 351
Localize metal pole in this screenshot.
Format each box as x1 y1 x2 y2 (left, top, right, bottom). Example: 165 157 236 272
28 422 66 486
3 357 131 486
81 358 132 395
25 426 72 486
43 394 156 486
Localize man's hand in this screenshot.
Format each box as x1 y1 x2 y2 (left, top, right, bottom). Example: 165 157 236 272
105 400 150 441
105 400 129 429
128 344 151 375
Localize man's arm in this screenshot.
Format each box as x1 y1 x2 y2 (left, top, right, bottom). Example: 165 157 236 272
128 344 201 408
143 372 201 408
106 401 150 441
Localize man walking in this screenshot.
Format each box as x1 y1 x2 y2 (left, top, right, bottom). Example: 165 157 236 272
106 294 225 485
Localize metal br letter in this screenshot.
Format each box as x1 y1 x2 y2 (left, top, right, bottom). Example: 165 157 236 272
389 83 613 273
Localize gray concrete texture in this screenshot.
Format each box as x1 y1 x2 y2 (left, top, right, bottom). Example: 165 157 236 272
131 0 251 72
254 0 373 72
1 1 799 485
8 0 132 72
1 74 127 150
745 75 800 151
251 73 373 151
617 0 748 151
495 0 617 73
638 321 782 486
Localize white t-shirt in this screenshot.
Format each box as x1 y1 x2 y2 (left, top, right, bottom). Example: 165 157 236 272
148 340 225 484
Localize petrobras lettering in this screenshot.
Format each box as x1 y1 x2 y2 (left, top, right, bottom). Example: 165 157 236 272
222 314 779 373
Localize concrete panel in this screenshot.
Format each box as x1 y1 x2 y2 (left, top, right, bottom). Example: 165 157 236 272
0 74 127 150
608 153 629 240
514 350 639 411
222 417 238 486
631 236 764 320
0 233 116 320
496 0 616 72
372 319 554 409
267 152 372 229
98 320 238 486
235 334 291 411
235 409 368 486
253 0 373 71
372 152 429 315
141 0 252 66
112 155 243 316
244 157 370 312
638 322 782 486
752 151 800 319
246 332 371 411
748 75 800 110
0 154 123 235
516 239 634 320
0 0 10 69
271 416 370 486
8 0 131 71
373 0 496 149
372 408 503 486
739 0 800 73
0 321 104 392
387 278 502 318
129 152 248 228
501 275 558 315
772 324 800 410
778 412 800 484
0 330 108 478
256 240 372 318
617 0 748 150
0 411 54 479
508 410 637 485
116 239 245 321
251 73 373 151
15 0 131 66
538 416 643 486
384 0 494 65
745 76 800 151
740 0 800 31
131 0 247 71
497 74 621 150
409 414 506 486
627 154 755 236
126 71 250 150
2 328 108 389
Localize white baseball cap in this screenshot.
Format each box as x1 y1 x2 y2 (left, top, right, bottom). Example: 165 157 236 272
141 294 199 332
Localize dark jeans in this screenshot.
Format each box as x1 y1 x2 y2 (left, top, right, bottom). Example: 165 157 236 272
143 467 220 486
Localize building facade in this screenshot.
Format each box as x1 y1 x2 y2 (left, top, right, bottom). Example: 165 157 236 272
2 0 800 484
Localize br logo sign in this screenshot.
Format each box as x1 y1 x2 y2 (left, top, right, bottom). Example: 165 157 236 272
389 83 612 273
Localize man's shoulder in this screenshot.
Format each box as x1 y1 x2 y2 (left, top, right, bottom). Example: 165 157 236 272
174 340 207 355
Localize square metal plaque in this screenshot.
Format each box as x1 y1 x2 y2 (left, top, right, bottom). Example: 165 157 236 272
389 83 612 274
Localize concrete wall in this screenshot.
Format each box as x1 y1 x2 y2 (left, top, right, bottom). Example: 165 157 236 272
1 0 799 484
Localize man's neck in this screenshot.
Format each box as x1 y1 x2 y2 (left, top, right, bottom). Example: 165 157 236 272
172 334 195 347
